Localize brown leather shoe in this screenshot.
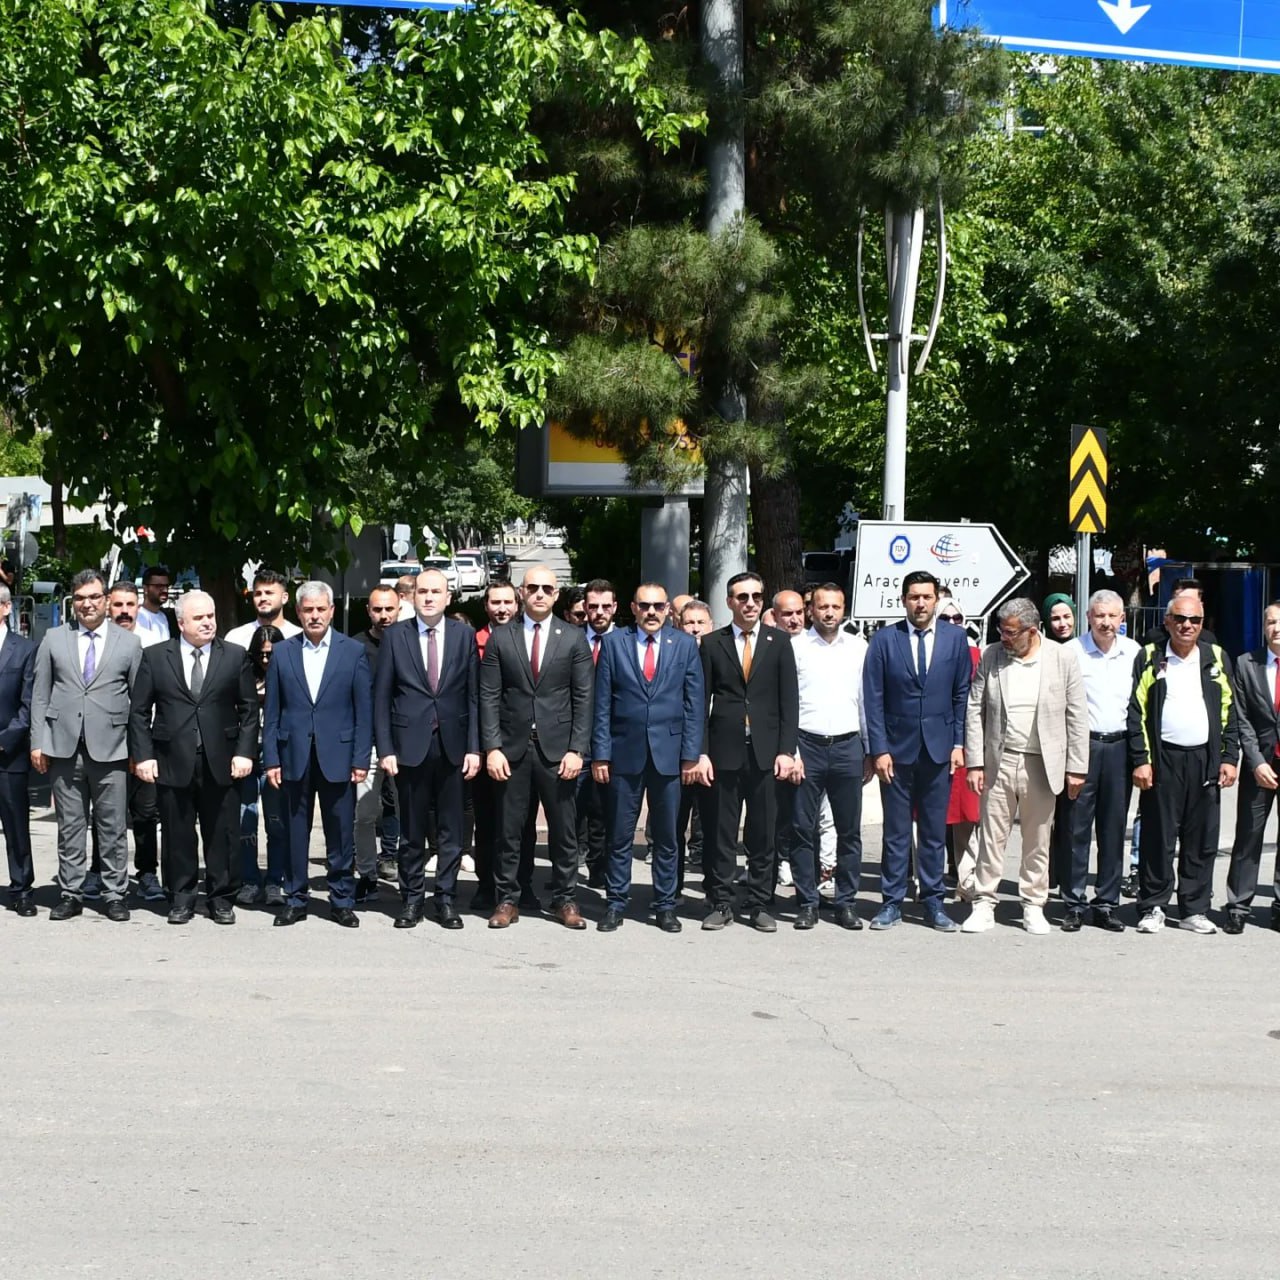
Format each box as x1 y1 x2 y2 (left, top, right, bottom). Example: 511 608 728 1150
488 902 519 929
552 901 587 930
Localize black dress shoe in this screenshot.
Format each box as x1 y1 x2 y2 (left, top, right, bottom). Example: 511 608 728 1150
833 904 863 930
1060 907 1085 933
469 892 496 915
395 903 424 929
597 908 625 932
655 908 682 933
168 906 194 925
518 889 543 912
794 903 819 931
49 898 83 921
1120 874 1138 898
209 905 235 926
1222 913 1245 934
7 896 36 917
354 876 379 905
104 900 130 923
1090 907 1126 933
274 905 308 927
435 902 463 930
586 866 607 889
331 906 360 928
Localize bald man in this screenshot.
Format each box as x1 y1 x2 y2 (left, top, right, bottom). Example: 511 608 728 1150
129 591 258 924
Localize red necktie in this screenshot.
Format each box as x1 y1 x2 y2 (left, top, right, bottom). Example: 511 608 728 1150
530 621 541 681
592 635 600 666
1273 662 1279 758
643 635 656 682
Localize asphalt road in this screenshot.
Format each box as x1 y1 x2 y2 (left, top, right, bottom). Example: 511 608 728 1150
2 796 1278 1279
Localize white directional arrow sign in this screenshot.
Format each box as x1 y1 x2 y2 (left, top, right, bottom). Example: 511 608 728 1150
851 521 1029 621
1098 0 1151 35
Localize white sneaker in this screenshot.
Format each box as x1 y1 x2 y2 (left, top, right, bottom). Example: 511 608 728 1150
1022 904 1050 935
776 862 793 887
1180 913 1218 934
461 854 476 874
960 902 995 933
1137 906 1165 933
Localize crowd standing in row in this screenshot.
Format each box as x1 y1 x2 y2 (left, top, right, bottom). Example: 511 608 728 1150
0 559 1272 937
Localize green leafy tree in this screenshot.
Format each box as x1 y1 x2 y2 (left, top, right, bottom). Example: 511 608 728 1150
0 0 692 609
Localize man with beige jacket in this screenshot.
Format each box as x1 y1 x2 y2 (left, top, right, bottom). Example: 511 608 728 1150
960 597 1089 935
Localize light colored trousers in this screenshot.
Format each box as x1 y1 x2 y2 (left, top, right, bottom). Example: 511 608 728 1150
355 750 398 878
50 753 130 901
973 748 1056 907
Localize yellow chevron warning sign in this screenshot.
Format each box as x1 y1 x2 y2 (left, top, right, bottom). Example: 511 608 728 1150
1069 425 1108 534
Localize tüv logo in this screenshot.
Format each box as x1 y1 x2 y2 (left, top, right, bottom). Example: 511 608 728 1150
930 534 963 564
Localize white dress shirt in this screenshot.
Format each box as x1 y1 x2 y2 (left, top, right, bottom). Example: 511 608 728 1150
522 612 550 663
135 606 170 637
635 631 660 677
1161 645 1210 746
1268 649 1279 706
732 623 758 672
793 627 867 737
77 623 107 673
910 621 936 672
1068 631 1139 733
180 636 211 691
301 631 331 702
225 617 301 649
418 616 445 677
0 624 7 658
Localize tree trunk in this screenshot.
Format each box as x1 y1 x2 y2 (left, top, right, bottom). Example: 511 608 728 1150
204 568 243 634
50 468 67 559
748 463 803 598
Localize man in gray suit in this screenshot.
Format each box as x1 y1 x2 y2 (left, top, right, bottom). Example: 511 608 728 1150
1223 600 1280 933
31 568 142 920
960 597 1089 936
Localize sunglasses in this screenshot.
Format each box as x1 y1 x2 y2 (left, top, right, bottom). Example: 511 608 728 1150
524 584 556 595
940 613 964 624
733 592 765 604
636 600 667 611
1170 614 1203 625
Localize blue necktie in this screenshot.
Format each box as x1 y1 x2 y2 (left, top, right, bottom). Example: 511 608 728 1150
915 629 927 685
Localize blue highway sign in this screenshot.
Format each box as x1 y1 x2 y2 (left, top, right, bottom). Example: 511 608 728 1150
936 1 1280 74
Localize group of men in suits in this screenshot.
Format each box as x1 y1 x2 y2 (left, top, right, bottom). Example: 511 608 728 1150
5 563 1280 939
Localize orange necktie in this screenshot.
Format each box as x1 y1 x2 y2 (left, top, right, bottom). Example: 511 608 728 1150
741 630 753 681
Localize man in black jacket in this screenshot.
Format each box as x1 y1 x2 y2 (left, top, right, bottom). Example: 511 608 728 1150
691 571 799 932
0 586 35 916
129 591 258 925
1128 591 1238 935
480 564 593 929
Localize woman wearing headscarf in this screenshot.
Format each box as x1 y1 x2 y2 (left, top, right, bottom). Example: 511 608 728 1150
1042 594 1077 891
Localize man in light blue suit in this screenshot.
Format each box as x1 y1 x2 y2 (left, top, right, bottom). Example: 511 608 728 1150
862 570 971 931
263 581 372 928
591 583 704 933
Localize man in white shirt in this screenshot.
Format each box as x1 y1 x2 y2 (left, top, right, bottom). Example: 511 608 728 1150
1129 591 1238 934
224 569 301 649
134 565 174 640
1061 589 1140 932
789 584 870 930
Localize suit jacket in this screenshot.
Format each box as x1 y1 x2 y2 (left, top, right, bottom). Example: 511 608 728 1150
128 638 259 787
262 630 373 784
863 619 971 766
0 630 35 774
700 624 799 772
591 626 704 776
30 622 142 761
1232 648 1279 773
373 616 478 768
479 616 593 762
964 639 1090 793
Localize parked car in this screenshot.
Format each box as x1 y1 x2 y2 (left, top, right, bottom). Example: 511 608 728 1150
379 560 421 588
484 549 511 584
801 549 853 589
540 531 565 549
454 550 486 593
420 556 461 592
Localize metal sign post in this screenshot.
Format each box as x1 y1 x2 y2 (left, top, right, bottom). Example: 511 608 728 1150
1069 425 1108 620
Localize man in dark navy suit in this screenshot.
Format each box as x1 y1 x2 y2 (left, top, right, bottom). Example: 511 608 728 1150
590 582 704 933
263 581 372 927
862 570 971 931
0 587 35 916
375 568 480 930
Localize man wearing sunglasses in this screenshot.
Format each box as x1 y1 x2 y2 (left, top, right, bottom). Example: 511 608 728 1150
1128 589 1238 935
479 565 594 929
691 571 799 932
591 584 704 932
